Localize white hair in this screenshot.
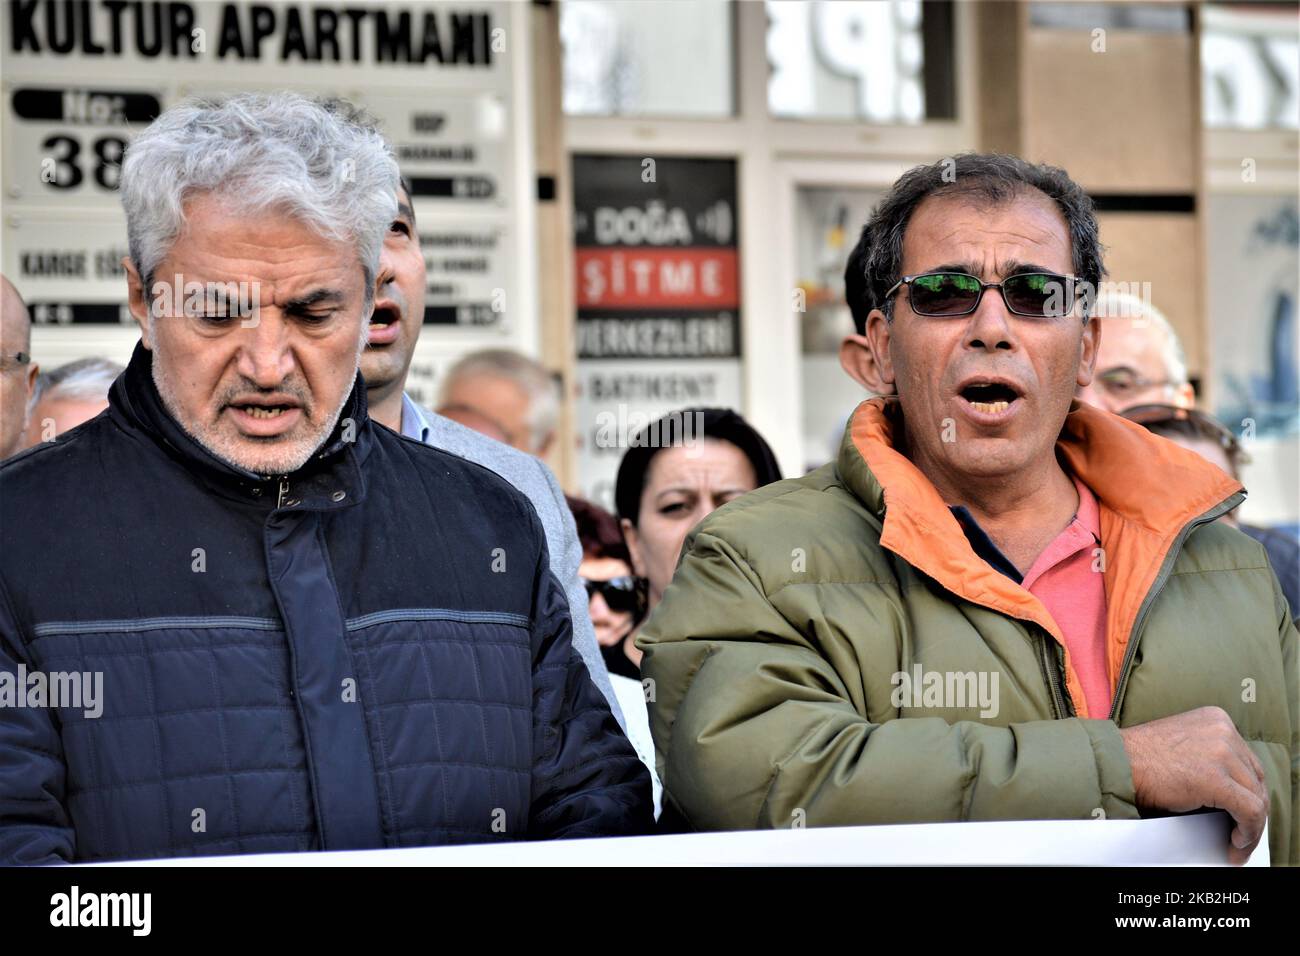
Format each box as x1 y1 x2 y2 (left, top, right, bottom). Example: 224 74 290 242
29 357 124 410
119 92 398 305
1092 290 1188 386
441 349 561 453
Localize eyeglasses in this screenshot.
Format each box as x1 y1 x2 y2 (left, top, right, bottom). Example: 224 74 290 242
582 576 640 614
0 351 31 374
1119 403 1245 462
1094 367 1176 398
884 272 1081 319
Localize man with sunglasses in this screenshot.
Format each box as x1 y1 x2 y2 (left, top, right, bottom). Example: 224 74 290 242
640 153 1297 865
0 276 40 461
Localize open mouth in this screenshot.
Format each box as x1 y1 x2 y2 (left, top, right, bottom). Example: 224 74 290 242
234 404 294 419
366 303 400 343
959 381 1022 415
226 398 303 430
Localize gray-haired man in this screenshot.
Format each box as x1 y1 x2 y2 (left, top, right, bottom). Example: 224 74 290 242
0 92 650 864
23 357 124 447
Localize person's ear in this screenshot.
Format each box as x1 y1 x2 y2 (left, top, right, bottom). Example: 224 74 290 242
620 517 647 579
1174 381 1195 409
122 257 152 348
845 308 897 393
1076 312 1101 388
839 334 887 393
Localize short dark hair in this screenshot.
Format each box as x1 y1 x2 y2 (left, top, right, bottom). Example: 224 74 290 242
844 224 872 336
614 407 783 527
398 175 417 228
848 152 1106 332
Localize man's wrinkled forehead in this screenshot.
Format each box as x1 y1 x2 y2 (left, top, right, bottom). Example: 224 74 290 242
164 195 365 286
900 189 1073 278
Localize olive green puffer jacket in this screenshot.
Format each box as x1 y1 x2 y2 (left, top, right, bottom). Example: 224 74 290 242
639 399 1298 864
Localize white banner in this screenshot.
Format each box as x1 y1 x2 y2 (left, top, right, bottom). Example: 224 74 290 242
91 814 1269 867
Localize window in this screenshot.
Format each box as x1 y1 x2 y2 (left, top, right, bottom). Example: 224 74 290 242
1201 2 1299 130
561 0 735 117
766 0 956 123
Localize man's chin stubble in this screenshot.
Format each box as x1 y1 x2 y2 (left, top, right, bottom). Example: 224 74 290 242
153 365 343 477
149 322 367 477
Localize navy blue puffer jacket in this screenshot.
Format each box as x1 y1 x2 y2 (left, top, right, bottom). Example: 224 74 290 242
0 342 652 864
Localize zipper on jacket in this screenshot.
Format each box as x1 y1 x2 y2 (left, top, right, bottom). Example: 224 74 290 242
1036 631 1069 719
1107 494 1244 721
276 476 290 509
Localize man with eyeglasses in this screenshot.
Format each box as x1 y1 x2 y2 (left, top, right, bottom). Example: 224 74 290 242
0 276 40 461
639 153 1297 865
1076 292 1196 413
435 349 561 458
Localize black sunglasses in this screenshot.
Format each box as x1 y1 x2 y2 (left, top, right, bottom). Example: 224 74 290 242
1119 403 1244 459
582 576 640 614
885 271 1081 319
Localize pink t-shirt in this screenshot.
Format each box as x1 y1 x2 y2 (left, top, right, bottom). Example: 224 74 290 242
1021 475 1110 718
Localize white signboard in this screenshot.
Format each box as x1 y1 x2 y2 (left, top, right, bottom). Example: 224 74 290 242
575 359 743 510
1 0 530 354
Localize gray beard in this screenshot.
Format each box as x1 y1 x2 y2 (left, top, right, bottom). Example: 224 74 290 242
149 327 366 477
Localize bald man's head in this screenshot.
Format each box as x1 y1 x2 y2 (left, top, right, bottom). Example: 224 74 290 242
1 276 39 460
1 276 29 342
1075 293 1195 413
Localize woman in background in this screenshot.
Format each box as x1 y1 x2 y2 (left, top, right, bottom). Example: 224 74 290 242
567 496 647 678
614 407 784 666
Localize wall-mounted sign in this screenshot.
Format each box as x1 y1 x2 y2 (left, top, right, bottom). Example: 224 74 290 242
419 219 508 326
2 1 521 335
6 2 499 70
572 154 743 508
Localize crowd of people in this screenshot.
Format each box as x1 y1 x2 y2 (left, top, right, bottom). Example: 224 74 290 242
0 92 1295 866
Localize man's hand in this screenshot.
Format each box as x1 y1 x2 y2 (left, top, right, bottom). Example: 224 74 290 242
1120 706 1269 866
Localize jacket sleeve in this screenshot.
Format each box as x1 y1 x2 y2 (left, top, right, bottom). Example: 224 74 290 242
0 575 75 865
1271 564 1299 866
526 527 653 839
639 527 1140 832
531 456 627 733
